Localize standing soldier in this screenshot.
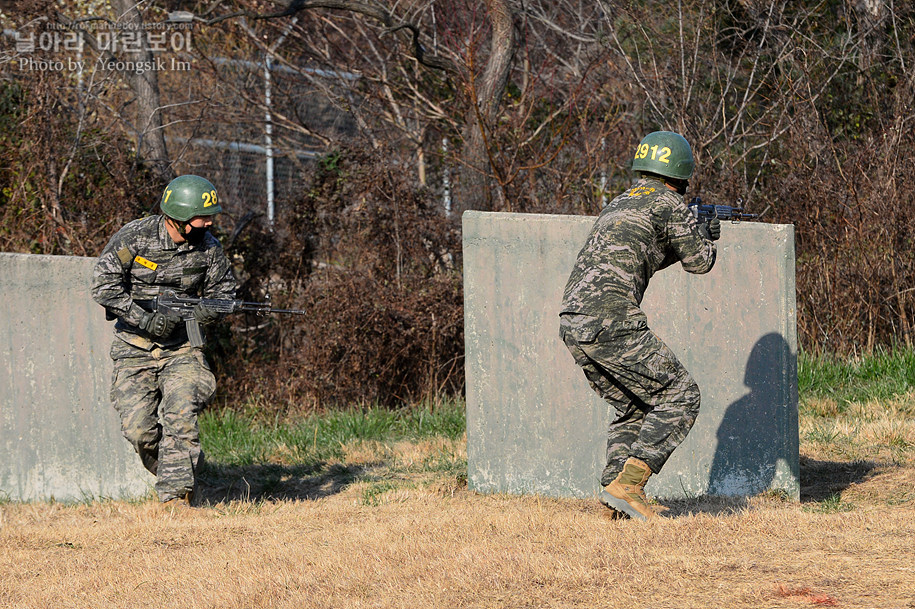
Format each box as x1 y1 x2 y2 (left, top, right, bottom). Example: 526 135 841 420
559 131 720 520
91 175 237 508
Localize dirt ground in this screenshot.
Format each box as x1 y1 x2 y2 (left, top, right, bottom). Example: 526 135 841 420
2 440 913 609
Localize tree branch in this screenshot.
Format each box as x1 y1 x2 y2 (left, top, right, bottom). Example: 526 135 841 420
200 0 457 73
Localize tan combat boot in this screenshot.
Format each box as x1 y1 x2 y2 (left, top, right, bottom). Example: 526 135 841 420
162 492 193 510
599 457 657 521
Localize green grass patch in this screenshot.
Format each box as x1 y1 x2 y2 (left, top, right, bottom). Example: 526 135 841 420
360 480 410 507
802 492 856 514
201 397 465 467
196 348 912 502
798 348 915 465
799 347 915 414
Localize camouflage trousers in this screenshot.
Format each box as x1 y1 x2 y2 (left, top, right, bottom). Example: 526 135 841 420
559 313 700 486
109 338 216 502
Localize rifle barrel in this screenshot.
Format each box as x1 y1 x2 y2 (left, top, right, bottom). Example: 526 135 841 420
163 291 307 315
235 303 307 315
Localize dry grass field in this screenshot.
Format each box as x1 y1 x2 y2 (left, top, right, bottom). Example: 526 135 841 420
2 394 914 609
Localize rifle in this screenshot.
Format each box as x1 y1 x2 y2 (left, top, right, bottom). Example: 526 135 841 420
150 289 307 347
688 196 758 223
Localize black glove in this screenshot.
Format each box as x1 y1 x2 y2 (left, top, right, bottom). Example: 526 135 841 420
193 302 222 325
139 311 179 338
707 217 721 241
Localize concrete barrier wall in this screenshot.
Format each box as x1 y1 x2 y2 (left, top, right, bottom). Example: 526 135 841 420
0 253 153 502
463 211 799 501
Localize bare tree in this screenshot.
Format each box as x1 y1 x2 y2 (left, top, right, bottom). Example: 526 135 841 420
853 0 887 78
109 0 172 180
593 0 867 205
453 0 515 212
185 0 525 212
52 1 174 180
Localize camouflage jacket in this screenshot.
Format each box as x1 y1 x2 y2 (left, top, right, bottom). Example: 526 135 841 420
91 215 237 349
560 177 716 322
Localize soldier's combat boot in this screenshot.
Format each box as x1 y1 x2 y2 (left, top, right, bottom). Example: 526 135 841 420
597 477 625 518
599 457 656 521
162 492 193 510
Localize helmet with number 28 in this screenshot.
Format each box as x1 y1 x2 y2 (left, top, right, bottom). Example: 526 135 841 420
160 175 222 222
631 131 694 181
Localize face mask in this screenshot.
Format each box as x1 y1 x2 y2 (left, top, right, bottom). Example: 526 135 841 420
184 224 209 245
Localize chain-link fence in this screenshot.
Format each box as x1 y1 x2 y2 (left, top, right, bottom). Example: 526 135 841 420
163 51 358 225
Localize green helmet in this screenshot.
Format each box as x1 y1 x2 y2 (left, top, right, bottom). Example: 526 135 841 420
160 175 222 222
631 131 694 180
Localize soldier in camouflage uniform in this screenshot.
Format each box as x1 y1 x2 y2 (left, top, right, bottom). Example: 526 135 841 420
559 131 720 520
91 175 237 507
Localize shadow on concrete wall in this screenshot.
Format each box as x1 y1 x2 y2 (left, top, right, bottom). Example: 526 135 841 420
706 332 792 497
661 332 875 516
708 332 876 504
